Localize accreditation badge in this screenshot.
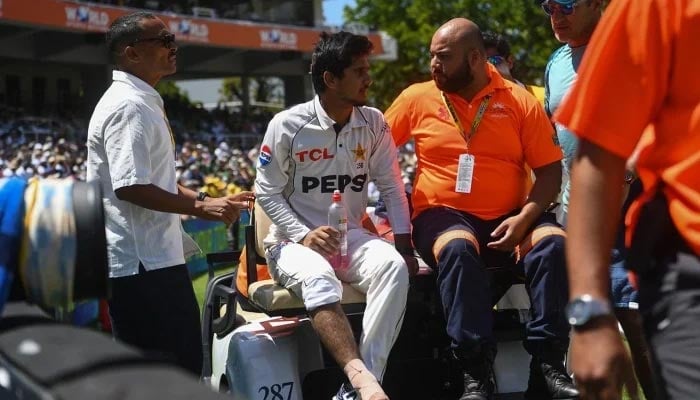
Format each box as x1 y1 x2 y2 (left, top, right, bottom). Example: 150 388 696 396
455 154 475 193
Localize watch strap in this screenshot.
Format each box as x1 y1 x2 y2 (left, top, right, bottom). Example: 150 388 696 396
197 191 209 201
567 295 613 330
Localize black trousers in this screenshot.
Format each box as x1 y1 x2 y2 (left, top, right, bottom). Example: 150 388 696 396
108 264 203 376
637 248 700 400
630 190 700 399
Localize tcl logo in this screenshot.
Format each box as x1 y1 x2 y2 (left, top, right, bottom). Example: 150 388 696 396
295 148 334 162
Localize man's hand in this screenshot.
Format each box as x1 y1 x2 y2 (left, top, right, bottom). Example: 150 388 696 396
196 196 247 225
302 226 340 259
570 319 640 400
197 191 254 225
227 191 255 205
402 254 419 277
487 215 530 251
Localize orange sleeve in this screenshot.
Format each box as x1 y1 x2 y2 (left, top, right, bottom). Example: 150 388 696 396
521 97 563 169
553 0 672 159
385 90 413 146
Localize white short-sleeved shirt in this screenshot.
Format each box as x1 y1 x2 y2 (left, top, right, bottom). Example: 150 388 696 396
87 70 184 278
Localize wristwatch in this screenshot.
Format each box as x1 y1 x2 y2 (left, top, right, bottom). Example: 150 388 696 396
197 191 210 201
565 295 613 330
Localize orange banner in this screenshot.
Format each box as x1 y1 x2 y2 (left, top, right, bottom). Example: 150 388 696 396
0 0 384 53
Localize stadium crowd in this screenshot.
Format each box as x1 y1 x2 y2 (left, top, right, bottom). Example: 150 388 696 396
0 105 418 201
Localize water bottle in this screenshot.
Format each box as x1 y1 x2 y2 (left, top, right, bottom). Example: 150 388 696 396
327 190 348 270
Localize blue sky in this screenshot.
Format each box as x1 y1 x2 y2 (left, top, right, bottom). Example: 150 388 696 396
323 0 356 26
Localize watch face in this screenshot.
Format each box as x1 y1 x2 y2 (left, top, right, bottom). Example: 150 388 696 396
566 298 589 326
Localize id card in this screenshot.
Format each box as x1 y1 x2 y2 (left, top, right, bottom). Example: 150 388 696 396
455 154 475 193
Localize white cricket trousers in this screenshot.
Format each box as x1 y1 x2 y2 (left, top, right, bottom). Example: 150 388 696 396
265 228 409 380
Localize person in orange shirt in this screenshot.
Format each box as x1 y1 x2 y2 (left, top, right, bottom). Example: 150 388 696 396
554 0 700 398
385 18 577 400
542 0 654 398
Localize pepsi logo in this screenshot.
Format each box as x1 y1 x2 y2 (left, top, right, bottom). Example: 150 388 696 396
259 144 272 166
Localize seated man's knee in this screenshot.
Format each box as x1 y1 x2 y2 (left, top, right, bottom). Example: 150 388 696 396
301 269 343 310
541 234 566 262
435 236 480 264
520 227 566 261
380 252 409 285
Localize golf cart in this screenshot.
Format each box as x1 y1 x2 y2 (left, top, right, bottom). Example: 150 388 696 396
201 202 534 399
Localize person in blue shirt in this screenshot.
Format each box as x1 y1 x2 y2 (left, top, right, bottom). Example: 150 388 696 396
543 1 654 398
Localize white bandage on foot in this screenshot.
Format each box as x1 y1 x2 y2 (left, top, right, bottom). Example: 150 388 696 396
343 359 388 400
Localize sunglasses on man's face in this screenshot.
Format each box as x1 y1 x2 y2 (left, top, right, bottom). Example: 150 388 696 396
488 55 506 66
130 32 176 49
541 1 578 16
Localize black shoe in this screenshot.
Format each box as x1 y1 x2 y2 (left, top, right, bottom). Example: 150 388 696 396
460 369 495 400
332 382 358 400
454 347 496 400
525 356 579 400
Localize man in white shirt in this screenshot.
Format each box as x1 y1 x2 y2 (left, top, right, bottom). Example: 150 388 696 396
255 32 417 400
87 12 252 375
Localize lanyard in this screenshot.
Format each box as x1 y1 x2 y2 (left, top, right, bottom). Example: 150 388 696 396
441 92 491 152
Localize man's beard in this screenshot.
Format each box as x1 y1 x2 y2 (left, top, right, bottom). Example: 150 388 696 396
435 60 474 93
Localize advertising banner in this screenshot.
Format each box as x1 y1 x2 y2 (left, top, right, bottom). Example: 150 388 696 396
0 0 384 53
182 218 230 276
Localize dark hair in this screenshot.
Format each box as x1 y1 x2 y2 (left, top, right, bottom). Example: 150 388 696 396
310 31 373 94
106 11 157 64
482 31 510 58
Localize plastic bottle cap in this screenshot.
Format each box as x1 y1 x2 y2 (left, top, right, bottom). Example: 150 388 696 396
332 190 341 202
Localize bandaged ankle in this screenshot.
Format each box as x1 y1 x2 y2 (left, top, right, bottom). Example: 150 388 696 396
343 359 387 400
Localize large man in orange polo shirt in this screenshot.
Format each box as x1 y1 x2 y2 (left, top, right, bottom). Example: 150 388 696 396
385 18 577 400
555 0 700 398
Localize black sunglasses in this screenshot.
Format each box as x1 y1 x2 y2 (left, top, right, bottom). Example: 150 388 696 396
129 33 176 49
541 1 578 16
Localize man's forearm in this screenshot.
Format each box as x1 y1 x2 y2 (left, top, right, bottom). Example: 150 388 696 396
567 140 627 300
116 184 203 217
178 183 199 200
521 161 561 225
394 233 414 254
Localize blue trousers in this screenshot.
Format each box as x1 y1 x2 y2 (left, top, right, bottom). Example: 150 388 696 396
413 207 570 354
